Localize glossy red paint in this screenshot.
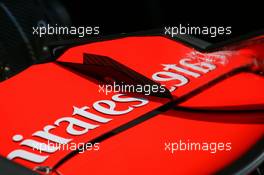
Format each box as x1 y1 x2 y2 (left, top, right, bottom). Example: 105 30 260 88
1 35 263 175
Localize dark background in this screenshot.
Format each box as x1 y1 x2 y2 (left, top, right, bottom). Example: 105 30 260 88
61 0 264 42
1 0 263 81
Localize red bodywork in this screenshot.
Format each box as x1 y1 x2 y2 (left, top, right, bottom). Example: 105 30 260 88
0 35 264 175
